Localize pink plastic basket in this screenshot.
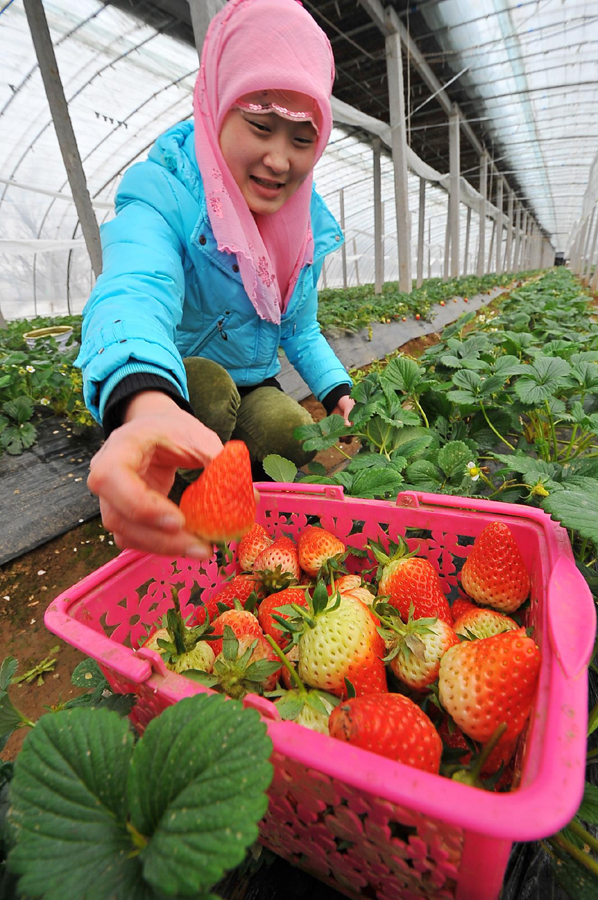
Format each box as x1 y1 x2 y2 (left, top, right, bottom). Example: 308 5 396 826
45 485 595 900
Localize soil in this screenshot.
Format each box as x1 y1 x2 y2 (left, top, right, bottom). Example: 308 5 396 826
0 326 449 761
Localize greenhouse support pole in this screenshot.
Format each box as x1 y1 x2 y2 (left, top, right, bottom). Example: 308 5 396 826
505 190 514 271
487 220 496 273
476 153 487 276
512 205 521 273
188 0 225 51
23 0 102 279
352 238 361 286
449 106 460 278
464 205 471 275
373 138 383 294
580 211 595 280
591 229 598 291
443 202 450 281
582 208 597 283
495 179 503 273
339 188 348 288
385 7 412 293
427 218 432 278
416 177 425 288
519 211 528 271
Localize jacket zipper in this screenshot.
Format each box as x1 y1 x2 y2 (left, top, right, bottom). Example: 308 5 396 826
187 311 230 357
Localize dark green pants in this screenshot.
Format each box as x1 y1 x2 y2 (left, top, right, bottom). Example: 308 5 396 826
183 357 316 468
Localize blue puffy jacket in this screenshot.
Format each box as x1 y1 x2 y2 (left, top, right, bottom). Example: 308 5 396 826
77 120 350 424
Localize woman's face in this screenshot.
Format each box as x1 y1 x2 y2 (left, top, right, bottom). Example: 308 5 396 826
219 103 318 215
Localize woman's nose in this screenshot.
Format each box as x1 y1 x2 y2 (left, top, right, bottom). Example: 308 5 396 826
263 140 291 175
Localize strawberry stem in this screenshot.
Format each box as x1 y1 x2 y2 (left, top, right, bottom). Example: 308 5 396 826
546 833 598 878
471 722 508 780
263 634 306 693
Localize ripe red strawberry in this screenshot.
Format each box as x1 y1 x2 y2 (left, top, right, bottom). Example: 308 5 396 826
329 693 442 774
294 584 387 698
379 611 460 691
451 596 478 620
258 586 309 649
209 609 264 657
371 539 452 625
191 574 264 624
237 523 272 572
453 607 518 641
179 440 255 543
438 628 541 771
298 526 345 578
253 536 301 593
460 522 530 613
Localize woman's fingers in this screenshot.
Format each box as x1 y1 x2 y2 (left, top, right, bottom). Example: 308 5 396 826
108 510 212 559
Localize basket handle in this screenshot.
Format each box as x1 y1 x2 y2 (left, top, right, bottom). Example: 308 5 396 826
45 603 153 684
547 556 596 679
254 482 345 500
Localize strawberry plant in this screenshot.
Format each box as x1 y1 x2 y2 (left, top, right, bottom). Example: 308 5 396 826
0 655 272 900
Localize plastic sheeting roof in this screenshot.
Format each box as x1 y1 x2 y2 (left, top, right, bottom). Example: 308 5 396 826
418 0 598 246
0 0 590 318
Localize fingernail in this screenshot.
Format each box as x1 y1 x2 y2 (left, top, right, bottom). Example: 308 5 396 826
186 543 210 559
159 515 184 531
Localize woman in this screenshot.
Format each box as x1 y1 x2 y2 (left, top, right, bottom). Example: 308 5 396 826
78 0 353 558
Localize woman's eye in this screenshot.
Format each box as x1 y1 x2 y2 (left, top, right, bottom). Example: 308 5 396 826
249 119 270 133
295 137 315 146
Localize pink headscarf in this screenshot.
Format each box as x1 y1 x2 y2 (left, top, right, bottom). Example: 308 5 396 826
193 0 335 324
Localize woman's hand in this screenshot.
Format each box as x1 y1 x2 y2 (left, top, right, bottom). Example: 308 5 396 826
87 391 223 557
331 394 355 443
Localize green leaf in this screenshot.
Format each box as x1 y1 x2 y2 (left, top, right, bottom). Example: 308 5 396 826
262 454 298 483
18 422 37 450
548 838 598 900
513 356 572 405
542 487 598 543
445 390 477 406
1 427 25 455
275 693 305 721
2 396 33 426
350 467 404 499
293 415 347 451
493 355 530 378
129 694 272 897
578 782 598 824
380 356 422 397
437 441 475 479
0 657 18 693
0 694 29 740
70 658 107 690
8 708 140 900
404 459 443 488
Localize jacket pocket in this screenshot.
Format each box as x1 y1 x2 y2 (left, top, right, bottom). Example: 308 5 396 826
186 309 232 357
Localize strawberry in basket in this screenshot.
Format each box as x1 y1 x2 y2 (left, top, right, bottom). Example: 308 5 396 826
186 626 282 700
460 522 530 613
329 693 442 774
143 588 219 674
297 525 346 579
279 581 387 698
438 627 541 773
237 523 273 571
377 604 460 691
180 440 256 544
370 537 453 625
253 536 301 593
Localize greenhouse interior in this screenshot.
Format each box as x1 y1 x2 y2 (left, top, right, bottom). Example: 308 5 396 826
1 1 598 899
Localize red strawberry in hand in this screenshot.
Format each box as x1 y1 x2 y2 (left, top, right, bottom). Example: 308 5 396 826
460 522 530 613
329 693 442 774
180 440 255 544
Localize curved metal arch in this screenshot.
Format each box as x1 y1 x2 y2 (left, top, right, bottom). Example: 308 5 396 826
0 10 177 215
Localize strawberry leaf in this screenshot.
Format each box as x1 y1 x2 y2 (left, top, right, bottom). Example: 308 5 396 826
129 694 272 895
275 693 305 721
262 454 298 483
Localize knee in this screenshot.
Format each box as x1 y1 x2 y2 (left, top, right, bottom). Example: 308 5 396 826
183 357 240 440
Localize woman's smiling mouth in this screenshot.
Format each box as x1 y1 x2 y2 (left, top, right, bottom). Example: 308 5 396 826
250 175 284 190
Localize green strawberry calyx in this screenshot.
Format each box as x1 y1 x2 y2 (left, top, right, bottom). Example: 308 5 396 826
185 626 281 700
263 634 339 722
376 602 439 664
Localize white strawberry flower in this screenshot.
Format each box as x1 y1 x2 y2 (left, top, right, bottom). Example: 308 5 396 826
466 461 481 481
39 397 50 406
26 365 35 373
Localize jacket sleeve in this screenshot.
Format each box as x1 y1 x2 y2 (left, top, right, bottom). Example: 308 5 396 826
75 161 189 423
279 262 352 403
